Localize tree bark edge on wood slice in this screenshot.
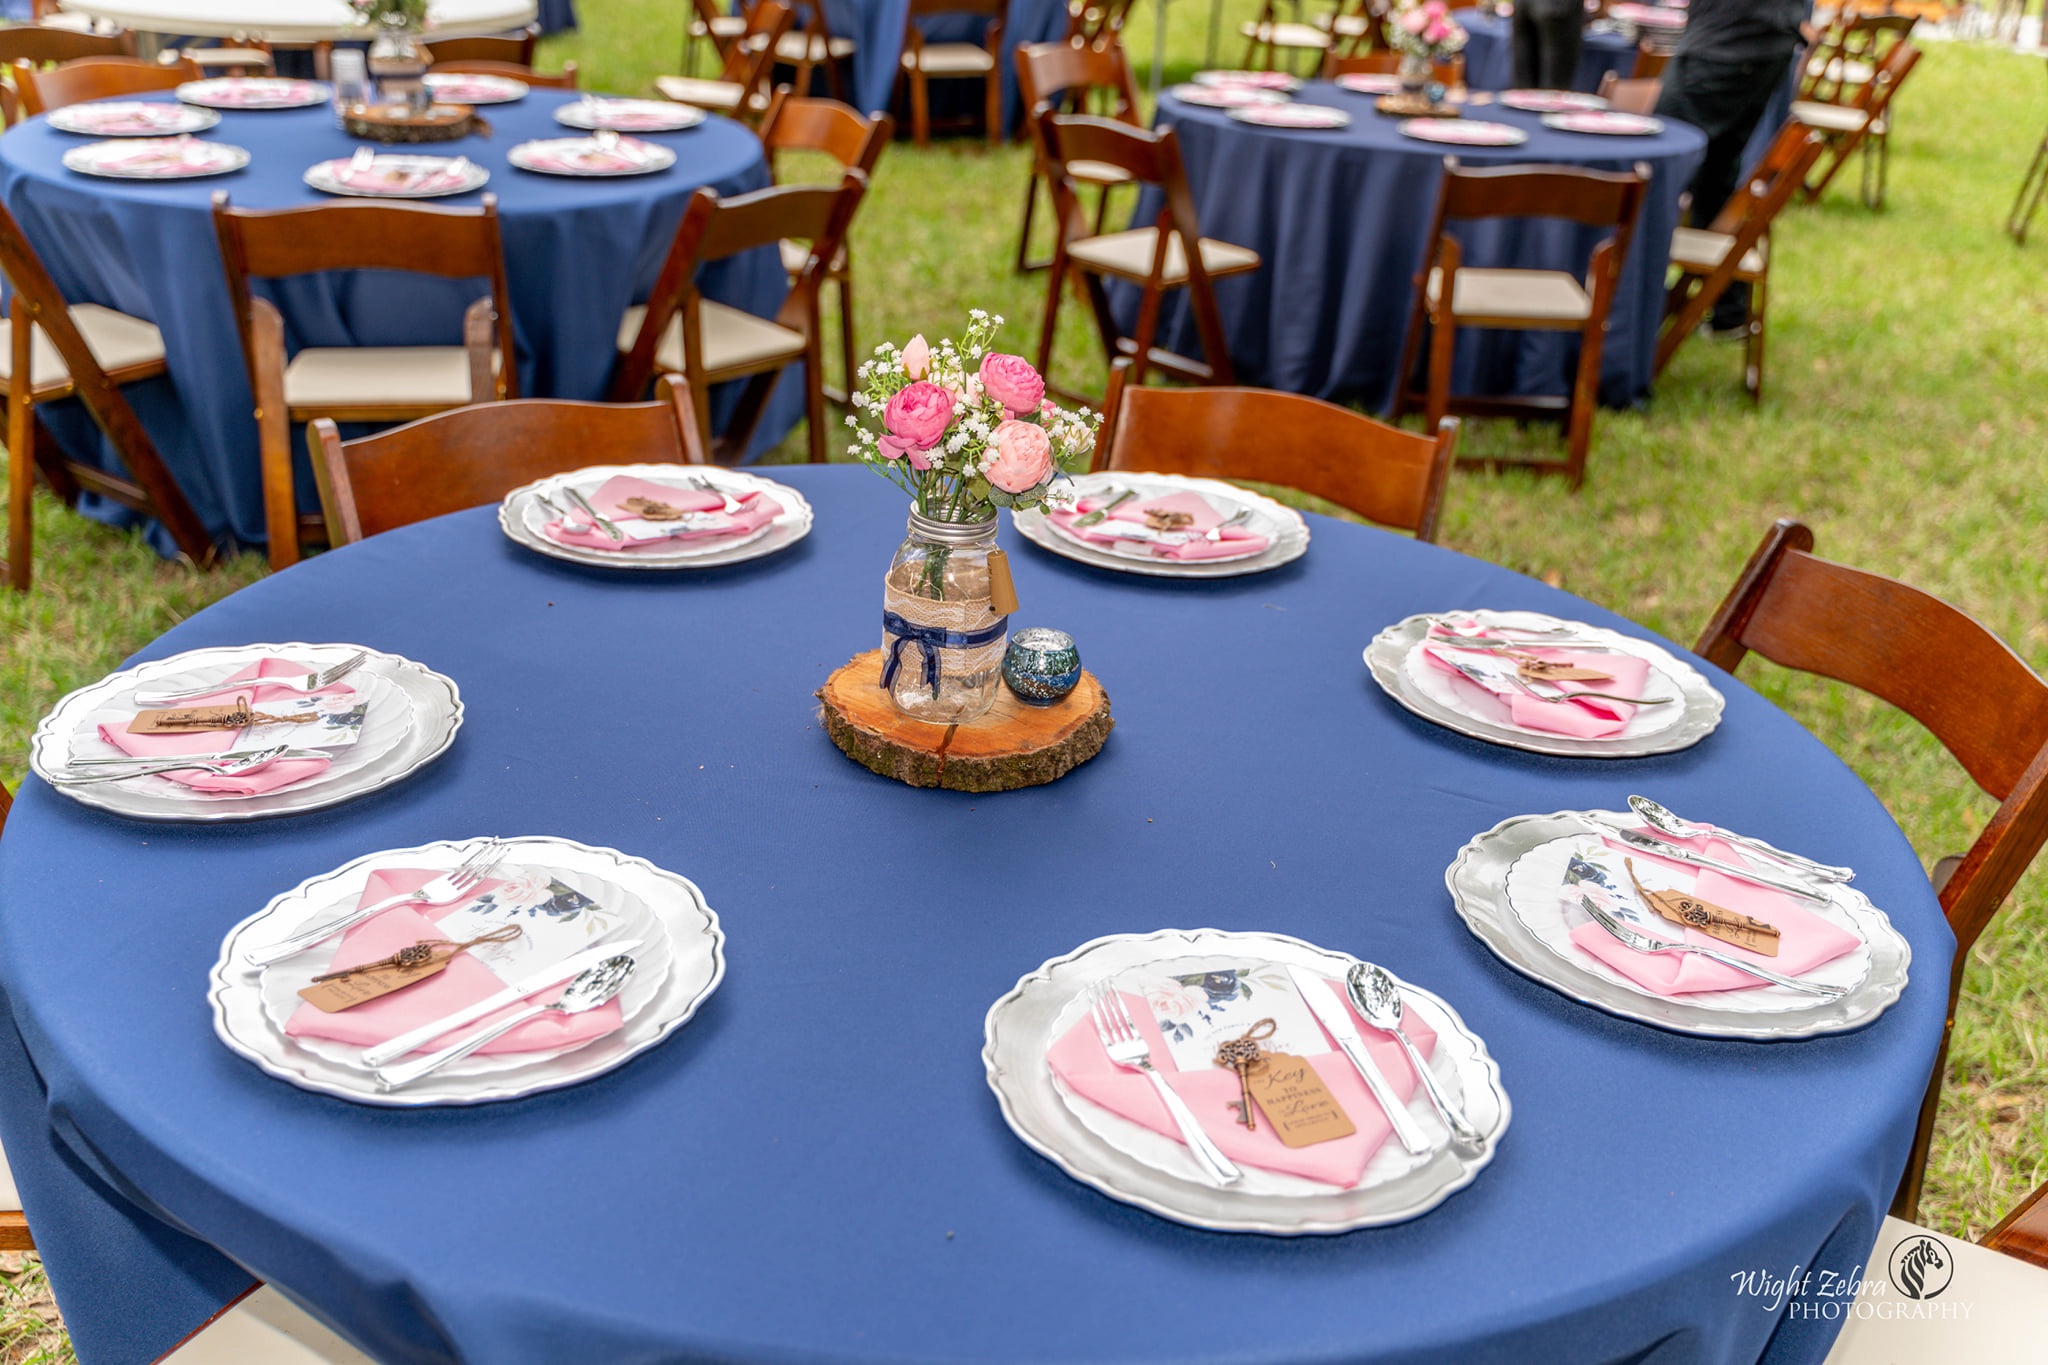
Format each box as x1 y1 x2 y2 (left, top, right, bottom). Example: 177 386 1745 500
816 649 1113 793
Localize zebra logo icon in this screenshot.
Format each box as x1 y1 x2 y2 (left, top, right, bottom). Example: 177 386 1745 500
1888 1234 1953 1300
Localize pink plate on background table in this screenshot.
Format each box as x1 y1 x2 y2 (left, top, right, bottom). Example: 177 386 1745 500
1608 2 1687 26
1499 88 1607 112
508 135 676 176
47 100 219 136
555 97 706 131
1335 72 1403 95
420 72 528 104
1229 103 1352 129
1194 69 1301 90
1542 110 1665 135
1169 83 1287 107
1399 119 1528 145
61 136 249 179
177 77 329 109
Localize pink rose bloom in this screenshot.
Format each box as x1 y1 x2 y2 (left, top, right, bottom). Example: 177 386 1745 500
879 381 954 469
901 333 930 380
978 352 1046 418
1424 19 1449 42
983 420 1055 494
1401 8 1428 32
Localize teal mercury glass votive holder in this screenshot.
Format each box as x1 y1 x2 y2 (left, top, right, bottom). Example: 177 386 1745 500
1002 628 1082 706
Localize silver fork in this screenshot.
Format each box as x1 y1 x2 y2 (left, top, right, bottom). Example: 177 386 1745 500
1202 508 1253 542
243 839 508 967
1072 488 1134 529
1580 898 1848 997
1088 980 1242 1186
1507 671 1674 707
563 486 624 541
688 474 746 514
133 651 368 707
47 745 299 786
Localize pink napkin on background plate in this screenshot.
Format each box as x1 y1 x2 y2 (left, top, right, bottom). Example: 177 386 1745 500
541 474 782 552
1046 977 1436 1187
335 162 471 194
1568 834 1863 994
1419 628 1652 739
1048 491 1270 561
93 657 347 794
283 867 624 1057
522 142 658 174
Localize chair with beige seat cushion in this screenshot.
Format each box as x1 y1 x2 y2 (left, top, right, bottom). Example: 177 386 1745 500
0 198 215 590
685 0 754 72
1799 11 1911 105
658 0 794 117
1656 121 1822 403
1313 0 1391 60
1390 156 1648 489
610 171 867 463
1240 0 1333 72
1034 113 1260 396
775 0 856 101
212 193 518 571
897 0 1003 147
1014 38 1143 274
1793 14 1918 209
1323 49 1462 85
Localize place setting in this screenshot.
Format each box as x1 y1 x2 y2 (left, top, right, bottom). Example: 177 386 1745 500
1398 118 1529 146
1167 82 1289 108
983 927 1510 1233
420 71 530 105
1011 471 1309 578
45 99 220 137
304 148 490 198
1363 608 1725 757
1229 103 1353 130
176 77 331 110
27 641 462 821
60 134 251 180
1542 110 1667 136
498 463 814 569
1445 799 1911 1039
507 131 677 177
210 834 725 1105
554 95 707 132
1497 89 1609 113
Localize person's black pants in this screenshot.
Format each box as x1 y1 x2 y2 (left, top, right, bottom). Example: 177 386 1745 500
1655 51 1791 326
1511 5 1583 89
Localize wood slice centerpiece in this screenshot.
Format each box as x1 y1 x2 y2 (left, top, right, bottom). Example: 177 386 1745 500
341 103 479 143
1376 93 1461 117
818 649 1112 793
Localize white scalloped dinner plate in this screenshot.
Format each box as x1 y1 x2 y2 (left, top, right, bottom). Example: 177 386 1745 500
498 464 813 570
1011 472 1309 578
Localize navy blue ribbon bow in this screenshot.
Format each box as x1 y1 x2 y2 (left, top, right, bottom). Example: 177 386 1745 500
880 610 1009 691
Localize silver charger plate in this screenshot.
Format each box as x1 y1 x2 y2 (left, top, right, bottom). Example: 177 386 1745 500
554 98 706 132
61 137 249 179
176 77 329 109
29 642 462 822
1446 810 1911 1040
303 155 489 198
1363 608 1725 757
499 464 814 570
47 100 221 136
211 836 725 1106
1010 472 1309 579
507 135 676 177
984 928 1509 1234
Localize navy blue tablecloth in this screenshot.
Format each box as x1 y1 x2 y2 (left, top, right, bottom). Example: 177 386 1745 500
536 0 577 31
0 95 792 554
811 0 1067 126
1456 7 1640 93
1120 86 1703 410
0 467 1948 1365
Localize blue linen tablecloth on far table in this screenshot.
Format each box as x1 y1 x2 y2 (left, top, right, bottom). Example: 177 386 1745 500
1121 85 1704 412
1456 6 1641 93
0 466 1948 1365
0 93 794 555
805 0 1069 127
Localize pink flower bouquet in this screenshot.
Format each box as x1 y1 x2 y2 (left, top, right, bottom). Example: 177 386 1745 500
1387 0 1468 59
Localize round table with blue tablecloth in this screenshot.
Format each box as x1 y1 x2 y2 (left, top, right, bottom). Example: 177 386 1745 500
1455 6 1641 93
1125 84 1704 411
0 92 791 554
0 465 1947 1365
796 0 1069 128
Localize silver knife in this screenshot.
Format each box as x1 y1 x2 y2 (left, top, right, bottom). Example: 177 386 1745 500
359 939 642 1067
563 485 624 542
1609 828 1832 904
1284 965 1432 1155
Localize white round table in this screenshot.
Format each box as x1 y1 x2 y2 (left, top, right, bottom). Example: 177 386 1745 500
53 0 538 41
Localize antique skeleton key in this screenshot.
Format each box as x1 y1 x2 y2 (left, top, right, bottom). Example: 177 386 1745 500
1213 1018 1278 1130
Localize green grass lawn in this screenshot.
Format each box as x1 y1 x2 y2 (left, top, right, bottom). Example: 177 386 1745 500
2 5 2046 1356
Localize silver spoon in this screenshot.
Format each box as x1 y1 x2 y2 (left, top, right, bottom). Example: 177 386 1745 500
1627 796 1854 883
48 744 295 786
1346 962 1482 1148
374 955 635 1090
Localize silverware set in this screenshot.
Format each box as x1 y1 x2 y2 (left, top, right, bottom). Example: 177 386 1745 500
1579 899 1849 998
47 744 315 785
1445 657 1674 708
1086 980 1243 1185
131 651 366 707
244 839 509 968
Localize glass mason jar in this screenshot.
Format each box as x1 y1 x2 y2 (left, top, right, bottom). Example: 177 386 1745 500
880 510 1008 723
367 28 430 113
1399 50 1432 95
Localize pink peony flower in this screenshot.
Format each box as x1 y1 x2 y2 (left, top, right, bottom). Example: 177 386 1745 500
978 351 1046 419
878 381 954 467
901 333 930 380
983 420 1055 494
1401 8 1428 32
1424 19 1449 42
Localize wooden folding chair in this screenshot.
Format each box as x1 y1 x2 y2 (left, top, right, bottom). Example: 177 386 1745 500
178 45 277 77
659 0 794 116
1987 1181 2048 1267
2012 59 2048 244
1799 10 1912 103
1626 40 1667 81
686 0 755 73
421 24 541 65
310 382 706 545
1655 121 1823 402
775 0 856 101
1793 16 1919 208
213 194 517 570
0 199 215 590
1014 38 1142 273
1240 0 1332 73
424 57 580 89
1390 157 1648 489
1034 113 1261 396
758 89 891 403
12 54 199 116
1695 518 2048 1222
1315 0 1390 60
1063 0 1139 45
0 23 133 69
1322 49 1462 84
897 0 1003 147
609 171 867 464
1595 71 1660 113
1093 357 1459 540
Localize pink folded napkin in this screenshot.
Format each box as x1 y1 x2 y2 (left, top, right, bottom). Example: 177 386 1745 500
541 474 782 552
1420 627 1652 739
96 136 217 173
201 80 310 106
93 657 345 794
1568 834 1863 994
1046 977 1436 1187
592 107 684 129
1048 491 1270 561
283 867 625 1057
523 141 657 173
427 80 512 102
335 162 471 193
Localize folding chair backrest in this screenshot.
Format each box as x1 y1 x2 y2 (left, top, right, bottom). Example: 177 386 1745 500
1708 119 1823 238
426 57 578 88
1437 159 1648 229
1596 73 1661 114
722 0 795 86
0 24 133 67
311 385 706 544
1017 37 1140 122
1803 11 1914 104
421 24 539 65
1095 360 1459 541
907 0 1001 17
1065 0 1139 44
1627 41 1668 80
1038 111 1174 188
759 90 892 173
1859 38 1921 117
693 175 865 262
14 55 198 115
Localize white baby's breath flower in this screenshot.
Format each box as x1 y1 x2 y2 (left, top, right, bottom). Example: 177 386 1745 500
844 414 857 427
849 391 866 408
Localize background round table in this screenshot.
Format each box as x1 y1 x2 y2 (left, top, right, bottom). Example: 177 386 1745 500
793 0 1068 130
0 466 1948 1365
1455 7 1641 93
0 93 788 555
1126 85 1705 411
48 0 543 40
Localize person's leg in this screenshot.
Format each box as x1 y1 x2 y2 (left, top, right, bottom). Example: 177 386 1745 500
1538 10 1583 90
1657 53 1786 331
1511 5 1541 89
